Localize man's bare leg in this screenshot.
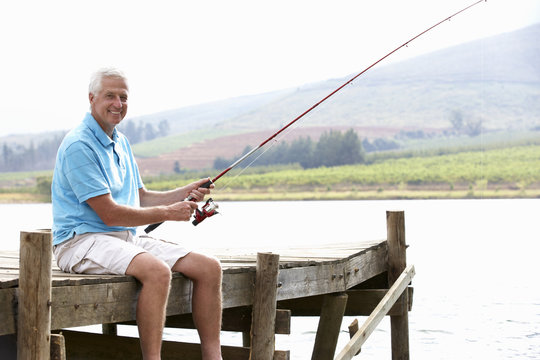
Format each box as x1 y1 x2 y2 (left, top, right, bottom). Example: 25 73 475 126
173 252 223 360
126 252 172 360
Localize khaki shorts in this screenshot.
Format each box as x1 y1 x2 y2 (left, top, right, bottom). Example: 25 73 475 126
53 231 190 275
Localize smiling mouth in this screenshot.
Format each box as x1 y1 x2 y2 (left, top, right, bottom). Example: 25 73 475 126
110 111 121 115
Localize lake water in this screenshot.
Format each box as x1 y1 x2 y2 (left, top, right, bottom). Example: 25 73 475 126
1 199 539 359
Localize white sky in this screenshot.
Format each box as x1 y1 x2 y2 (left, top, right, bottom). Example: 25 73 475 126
0 0 539 137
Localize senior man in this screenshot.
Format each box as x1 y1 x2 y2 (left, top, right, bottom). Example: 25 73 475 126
52 67 222 360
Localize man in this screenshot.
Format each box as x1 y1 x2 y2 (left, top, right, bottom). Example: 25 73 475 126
52 67 222 360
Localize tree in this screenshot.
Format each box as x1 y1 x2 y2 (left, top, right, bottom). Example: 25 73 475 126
450 110 464 133
144 123 157 141
289 137 314 168
158 119 170 137
312 130 364 167
122 120 141 143
211 129 365 170
173 161 182 174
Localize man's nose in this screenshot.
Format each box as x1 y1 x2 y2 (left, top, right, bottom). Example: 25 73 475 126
112 95 122 108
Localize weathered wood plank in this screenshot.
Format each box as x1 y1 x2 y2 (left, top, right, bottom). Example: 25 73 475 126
277 243 387 301
278 288 413 317
17 230 53 360
0 288 16 336
335 265 416 360
387 210 410 360
59 330 290 360
50 333 66 360
311 293 348 360
0 240 388 336
163 307 291 334
250 252 280 360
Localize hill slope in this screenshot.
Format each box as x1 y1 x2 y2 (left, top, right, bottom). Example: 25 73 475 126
131 23 539 139
132 24 540 173
211 23 540 132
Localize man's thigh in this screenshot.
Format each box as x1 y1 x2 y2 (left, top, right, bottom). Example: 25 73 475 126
133 234 190 269
54 231 145 275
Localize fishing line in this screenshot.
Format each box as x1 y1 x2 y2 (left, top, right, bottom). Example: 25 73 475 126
217 109 317 192
145 0 487 233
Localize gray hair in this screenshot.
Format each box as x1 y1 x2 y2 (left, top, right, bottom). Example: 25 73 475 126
88 67 129 95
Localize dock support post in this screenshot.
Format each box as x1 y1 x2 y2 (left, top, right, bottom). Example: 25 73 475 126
386 211 410 360
50 333 66 360
250 252 280 360
17 230 53 360
311 292 348 360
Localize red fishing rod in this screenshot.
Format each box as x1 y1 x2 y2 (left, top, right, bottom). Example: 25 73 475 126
145 0 486 233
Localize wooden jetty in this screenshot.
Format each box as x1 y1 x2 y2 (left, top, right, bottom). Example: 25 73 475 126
0 211 414 359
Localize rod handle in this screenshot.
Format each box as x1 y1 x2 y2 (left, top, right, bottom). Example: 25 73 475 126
186 179 213 201
144 221 163 234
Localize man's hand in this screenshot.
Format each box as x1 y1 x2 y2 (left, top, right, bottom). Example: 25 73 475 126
166 201 199 222
186 178 214 202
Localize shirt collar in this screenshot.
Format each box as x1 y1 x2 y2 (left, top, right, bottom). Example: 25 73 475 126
83 112 119 146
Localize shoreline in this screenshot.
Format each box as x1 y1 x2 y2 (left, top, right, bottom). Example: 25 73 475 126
1 186 538 204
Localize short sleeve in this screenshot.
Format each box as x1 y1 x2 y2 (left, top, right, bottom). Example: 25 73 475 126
62 141 111 203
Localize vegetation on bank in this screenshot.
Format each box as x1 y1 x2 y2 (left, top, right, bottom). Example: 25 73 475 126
1 144 539 202
145 144 540 199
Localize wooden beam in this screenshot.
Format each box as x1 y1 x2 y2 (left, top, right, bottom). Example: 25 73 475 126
102 323 118 335
311 292 348 360
277 288 413 317
163 307 291 334
17 230 53 360
59 330 290 360
276 243 388 302
387 210 410 360
347 319 361 356
50 333 66 360
0 288 17 336
334 265 415 360
250 252 280 360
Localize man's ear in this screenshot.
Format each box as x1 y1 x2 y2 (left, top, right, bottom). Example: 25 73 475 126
89 92 94 105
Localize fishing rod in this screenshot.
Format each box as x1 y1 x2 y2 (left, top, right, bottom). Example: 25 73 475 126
144 0 486 234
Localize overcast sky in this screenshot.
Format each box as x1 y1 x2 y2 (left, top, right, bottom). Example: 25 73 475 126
1 0 539 137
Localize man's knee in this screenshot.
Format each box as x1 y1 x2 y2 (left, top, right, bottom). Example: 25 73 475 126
127 252 172 285
173 252 222 282
206 255 222 283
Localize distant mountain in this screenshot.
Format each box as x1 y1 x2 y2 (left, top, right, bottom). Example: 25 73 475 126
129 23 540 158
212 23 540 132
126 89 294 134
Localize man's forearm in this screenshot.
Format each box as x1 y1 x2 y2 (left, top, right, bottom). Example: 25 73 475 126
103 203 171 227
139 187 187 207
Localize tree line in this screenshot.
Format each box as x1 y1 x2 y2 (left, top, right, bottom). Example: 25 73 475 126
213 129 367 170
0 119 170 172
1 134 65 172
118 119 170 144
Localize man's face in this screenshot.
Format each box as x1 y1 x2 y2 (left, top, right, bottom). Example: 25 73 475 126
89 76 129 136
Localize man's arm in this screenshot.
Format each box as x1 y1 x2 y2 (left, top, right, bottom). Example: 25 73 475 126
85 178 213 227
139 178 213 207
86 193 198 227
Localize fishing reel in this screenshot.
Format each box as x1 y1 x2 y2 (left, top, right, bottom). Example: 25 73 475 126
192 198 219 226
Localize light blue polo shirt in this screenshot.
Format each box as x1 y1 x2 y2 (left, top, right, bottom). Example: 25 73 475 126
52 113 144 245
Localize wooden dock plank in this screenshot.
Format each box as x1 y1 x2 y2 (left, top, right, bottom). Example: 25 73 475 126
0 239 388 337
